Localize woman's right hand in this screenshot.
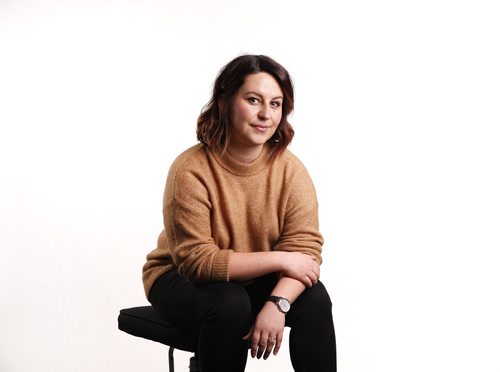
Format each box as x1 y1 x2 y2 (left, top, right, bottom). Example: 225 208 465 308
281 252 320 287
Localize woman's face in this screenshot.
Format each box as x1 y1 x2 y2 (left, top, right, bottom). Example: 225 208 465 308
227 72 283 162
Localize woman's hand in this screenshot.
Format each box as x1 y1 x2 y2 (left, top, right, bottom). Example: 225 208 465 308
282 252 320 287
243 302 285 360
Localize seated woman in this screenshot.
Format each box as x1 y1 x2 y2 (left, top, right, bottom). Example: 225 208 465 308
142 54 336 372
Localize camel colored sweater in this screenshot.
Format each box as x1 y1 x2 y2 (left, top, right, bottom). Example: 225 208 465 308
142 143 324 299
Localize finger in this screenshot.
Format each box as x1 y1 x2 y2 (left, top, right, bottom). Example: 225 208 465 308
311 272 319 285
298 272 312 287
313 264 320 278
264 335 277 360
273 331 284 355
308 271 319 285
303 276 313 288
256 333 269 359
312 260 320 272
250 333 260 358
251 340 259 358
257 342 267 359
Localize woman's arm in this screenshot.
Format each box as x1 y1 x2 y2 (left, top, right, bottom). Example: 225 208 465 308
228 251 284 281
243 164 325 359
244 275 308 359
228 251 320 286
273 167 324 262
270 274 307 303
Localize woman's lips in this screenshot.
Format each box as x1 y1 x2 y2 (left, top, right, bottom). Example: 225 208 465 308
251 124 270 132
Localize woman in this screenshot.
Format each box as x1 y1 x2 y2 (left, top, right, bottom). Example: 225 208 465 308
142 54 336 371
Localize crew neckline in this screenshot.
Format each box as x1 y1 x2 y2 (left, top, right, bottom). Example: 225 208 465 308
211 144 273 176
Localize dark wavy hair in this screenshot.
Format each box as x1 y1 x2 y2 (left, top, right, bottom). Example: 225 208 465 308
196 54 295 160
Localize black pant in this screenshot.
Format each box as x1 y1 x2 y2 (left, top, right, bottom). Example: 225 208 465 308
149 270 336 372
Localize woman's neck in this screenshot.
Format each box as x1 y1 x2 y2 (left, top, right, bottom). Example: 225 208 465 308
226 144 263 164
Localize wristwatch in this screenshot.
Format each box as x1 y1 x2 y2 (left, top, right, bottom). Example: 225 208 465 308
267 295 291 313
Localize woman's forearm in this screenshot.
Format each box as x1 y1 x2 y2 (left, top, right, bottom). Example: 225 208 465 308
227 252 309 302
270 275 306 303
228 251 287 281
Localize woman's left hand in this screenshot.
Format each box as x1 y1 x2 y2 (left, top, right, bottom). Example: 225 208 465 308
243 301 286 360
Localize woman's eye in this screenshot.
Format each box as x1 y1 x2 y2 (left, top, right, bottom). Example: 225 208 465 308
271 101 281 108
248 97 259 104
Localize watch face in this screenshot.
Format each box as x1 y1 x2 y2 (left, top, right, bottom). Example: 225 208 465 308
278 299 290 312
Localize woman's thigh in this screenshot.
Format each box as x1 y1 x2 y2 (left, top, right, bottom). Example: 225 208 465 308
149 270 253 335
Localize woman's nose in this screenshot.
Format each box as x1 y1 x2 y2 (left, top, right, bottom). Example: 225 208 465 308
258 105 271 120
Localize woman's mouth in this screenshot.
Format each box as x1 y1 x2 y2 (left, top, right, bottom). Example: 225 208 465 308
251 124 270 132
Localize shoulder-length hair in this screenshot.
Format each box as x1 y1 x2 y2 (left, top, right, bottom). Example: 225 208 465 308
196 54 295 160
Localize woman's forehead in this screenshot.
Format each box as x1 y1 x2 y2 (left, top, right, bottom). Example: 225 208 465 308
239 72 283 97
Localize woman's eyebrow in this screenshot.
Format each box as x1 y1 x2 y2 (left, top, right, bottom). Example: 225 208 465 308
245 91 283 100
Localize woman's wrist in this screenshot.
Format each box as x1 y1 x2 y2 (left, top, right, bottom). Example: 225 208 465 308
272 251 287 273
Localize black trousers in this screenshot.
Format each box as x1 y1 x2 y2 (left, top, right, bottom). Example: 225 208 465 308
149 270 336 372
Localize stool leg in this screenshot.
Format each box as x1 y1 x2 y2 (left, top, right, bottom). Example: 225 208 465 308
168 346 175 372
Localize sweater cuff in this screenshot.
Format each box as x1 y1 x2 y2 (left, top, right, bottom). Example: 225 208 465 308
211 249 233 281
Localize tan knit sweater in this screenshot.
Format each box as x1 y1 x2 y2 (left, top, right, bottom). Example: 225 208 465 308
142 143 324 298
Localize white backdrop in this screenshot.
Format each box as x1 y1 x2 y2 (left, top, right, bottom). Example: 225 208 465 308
1 1 499 371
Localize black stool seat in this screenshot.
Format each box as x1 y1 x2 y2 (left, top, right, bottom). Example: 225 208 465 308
119 306 200 371
118 306 197 353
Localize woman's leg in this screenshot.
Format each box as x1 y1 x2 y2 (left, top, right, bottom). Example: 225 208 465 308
286 281 336 372
149 270 252 372
245 275 336 371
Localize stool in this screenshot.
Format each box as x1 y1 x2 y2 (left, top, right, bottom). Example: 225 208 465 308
118 306 199 372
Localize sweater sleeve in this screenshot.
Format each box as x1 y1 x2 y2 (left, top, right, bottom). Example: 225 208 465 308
164 164 233 282
273 167 324 263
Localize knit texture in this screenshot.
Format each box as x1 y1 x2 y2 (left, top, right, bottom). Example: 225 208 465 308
142 143 324 299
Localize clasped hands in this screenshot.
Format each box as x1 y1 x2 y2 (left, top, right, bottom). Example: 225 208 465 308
243 252 320 360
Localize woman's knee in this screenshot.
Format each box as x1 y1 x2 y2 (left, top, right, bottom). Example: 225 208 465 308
292 281 333 317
